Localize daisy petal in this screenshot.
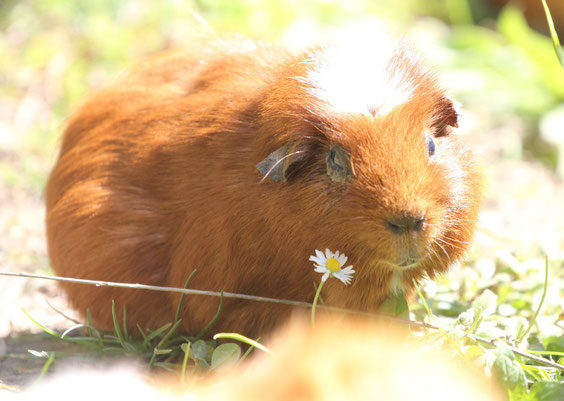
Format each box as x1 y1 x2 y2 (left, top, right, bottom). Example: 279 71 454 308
315 249 325 259
309 256 323 264
321 272 330 282
333 270 354 285
333 274 348 285
341 265 355 274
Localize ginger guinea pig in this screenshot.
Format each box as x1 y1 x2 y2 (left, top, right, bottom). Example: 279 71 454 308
46 33 483 337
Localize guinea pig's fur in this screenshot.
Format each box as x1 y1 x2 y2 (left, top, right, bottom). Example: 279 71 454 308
46 33 483 337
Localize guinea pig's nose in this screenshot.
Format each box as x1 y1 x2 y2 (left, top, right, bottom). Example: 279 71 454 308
386 214 426 235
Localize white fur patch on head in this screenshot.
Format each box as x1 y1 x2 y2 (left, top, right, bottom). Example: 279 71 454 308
304 34 419 118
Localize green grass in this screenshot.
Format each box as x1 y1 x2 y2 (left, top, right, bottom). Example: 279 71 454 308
23 287 243 375
24 282 563 400
18 250 564 400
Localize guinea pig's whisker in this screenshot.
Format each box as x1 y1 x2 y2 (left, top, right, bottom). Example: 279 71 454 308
428 246 440 263
433 241 451 263
435 236 466 251
258 150 306 183
349 216 370 221
441 235 470 245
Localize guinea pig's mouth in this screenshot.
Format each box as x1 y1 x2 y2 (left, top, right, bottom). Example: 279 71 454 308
384 258 423 271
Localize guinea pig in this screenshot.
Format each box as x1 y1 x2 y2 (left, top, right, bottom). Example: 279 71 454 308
45 32 483 338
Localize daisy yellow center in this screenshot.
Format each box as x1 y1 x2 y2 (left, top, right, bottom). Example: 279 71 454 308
325 257 341 273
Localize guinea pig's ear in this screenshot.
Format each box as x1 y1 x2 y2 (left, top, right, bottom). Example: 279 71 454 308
256 142 307 182
432 97 459 137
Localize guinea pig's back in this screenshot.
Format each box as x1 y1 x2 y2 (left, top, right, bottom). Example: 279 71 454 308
45 39 288 331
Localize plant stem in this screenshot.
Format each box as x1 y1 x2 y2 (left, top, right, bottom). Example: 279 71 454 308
180 342 191 383
413 279 433 331
541 0 564 67
311 280 325 325
518 255 549 343
213 333 270 353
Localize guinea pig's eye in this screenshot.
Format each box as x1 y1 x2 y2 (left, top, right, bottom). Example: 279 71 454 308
426 136 435 157
326 144 352 184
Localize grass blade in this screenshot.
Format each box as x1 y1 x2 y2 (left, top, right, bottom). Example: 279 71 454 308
34 353 56 384
541 0 564 67
196 292 223 340
413 279 433 331
518 255 550 342
111 300 124 345
180 341 191 383
240 337 260 362
213 333 270 354
174 270 198 325
22 308 61 338
122 306 129 341
145 322 173 341
156 320 183 350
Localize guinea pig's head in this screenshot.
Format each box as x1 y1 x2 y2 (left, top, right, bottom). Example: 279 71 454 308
255 36 483 291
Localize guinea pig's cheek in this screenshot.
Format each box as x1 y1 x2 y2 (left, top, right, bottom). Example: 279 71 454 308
429 210 447 239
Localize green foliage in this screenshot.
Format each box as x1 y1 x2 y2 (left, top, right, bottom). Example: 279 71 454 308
210 343 242 370
493 343 527 399
497 6 564 99
528 382 564 401
411 253 563 401
377 291 410 319
24 293 249 376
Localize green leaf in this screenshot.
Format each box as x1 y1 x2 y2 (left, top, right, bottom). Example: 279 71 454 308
492 344 527 398
528 382 564 401
211 343 241 370
464 345 484 359
457 309 475 327
543 335 564 353
472 289 498 316
191 339 209 361
377 292 409 319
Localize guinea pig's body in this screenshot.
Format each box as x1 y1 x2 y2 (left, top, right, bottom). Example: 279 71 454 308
46 34 482 337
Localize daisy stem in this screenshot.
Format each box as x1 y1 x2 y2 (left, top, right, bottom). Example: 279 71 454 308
311 279 325 325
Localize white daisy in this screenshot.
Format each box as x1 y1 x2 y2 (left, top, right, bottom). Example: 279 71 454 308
309 248 355 285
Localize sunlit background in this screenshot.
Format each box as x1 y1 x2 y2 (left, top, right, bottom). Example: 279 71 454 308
0 0 563 348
